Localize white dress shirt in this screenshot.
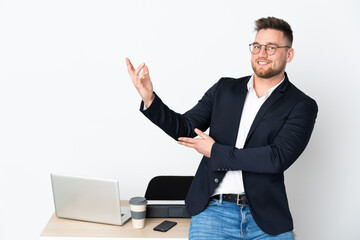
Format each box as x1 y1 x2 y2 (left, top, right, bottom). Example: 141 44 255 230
212 75 284 195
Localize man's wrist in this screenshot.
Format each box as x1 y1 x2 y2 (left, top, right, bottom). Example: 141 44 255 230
144 93 155 108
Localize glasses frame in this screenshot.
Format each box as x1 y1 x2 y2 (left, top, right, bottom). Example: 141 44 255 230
249 43 291 55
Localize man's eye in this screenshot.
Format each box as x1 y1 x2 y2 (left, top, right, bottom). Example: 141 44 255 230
268 45 277 50
254 45 261 49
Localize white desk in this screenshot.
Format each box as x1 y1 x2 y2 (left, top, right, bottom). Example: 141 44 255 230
40 201 190 240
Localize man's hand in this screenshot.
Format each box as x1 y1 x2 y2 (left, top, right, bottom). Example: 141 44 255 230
178 128 215 158
125 58 155 108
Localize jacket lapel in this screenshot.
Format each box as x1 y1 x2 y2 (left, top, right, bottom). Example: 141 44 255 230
244 74 289 145
227 77 250 146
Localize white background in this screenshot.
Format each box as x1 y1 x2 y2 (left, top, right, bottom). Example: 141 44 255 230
0 0 359 239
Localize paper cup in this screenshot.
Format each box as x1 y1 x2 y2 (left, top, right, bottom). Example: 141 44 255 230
129 197 147 228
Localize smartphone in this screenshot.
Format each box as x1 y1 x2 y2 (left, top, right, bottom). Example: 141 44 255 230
153 220 177 232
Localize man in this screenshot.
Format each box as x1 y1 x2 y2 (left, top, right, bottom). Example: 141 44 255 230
126 17 318 240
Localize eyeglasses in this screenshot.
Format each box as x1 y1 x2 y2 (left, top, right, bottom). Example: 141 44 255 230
249 43 291 55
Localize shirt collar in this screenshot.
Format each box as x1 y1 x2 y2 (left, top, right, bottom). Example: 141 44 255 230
247 75 285 99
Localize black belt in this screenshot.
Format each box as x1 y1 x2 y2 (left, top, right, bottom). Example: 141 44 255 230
211 194 248 205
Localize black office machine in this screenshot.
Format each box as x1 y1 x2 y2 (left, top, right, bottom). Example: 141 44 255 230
144 176 193 218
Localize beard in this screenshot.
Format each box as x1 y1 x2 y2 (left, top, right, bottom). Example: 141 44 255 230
251 59 286 79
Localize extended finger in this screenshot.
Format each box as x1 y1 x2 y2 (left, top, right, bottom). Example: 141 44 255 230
178 137 197 144
142 65 150 77
139 68 149 79
125 58 135 74
135 63 145 76
177 141 196 148
194 128 207 139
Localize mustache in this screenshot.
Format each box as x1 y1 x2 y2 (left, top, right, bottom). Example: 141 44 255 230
255 58 272 62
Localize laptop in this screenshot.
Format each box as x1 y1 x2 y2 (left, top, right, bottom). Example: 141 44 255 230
51 173 131 225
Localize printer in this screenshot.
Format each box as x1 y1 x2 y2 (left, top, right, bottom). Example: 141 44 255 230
144 176 193 218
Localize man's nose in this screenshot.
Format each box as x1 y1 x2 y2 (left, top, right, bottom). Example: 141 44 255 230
258 46 268 58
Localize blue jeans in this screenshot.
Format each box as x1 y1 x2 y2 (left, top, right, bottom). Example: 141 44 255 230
189 197 295 240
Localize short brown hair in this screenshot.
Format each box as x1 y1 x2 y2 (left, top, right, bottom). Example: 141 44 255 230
255 17 293 46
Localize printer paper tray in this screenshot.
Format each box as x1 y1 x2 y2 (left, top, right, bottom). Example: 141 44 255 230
146 204 190 218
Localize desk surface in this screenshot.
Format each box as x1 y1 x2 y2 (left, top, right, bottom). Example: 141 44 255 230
40 201 190 240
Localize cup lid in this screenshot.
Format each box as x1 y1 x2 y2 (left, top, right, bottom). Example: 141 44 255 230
129 197 147 205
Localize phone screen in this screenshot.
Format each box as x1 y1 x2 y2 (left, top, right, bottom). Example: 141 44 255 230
153 220 177 232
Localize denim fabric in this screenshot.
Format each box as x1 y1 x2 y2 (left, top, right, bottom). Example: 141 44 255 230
189 197 294 240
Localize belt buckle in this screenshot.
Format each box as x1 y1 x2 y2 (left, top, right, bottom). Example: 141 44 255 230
236 194 244 206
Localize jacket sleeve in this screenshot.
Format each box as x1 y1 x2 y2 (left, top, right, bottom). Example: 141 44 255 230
140 80 221 141
210 97 318 174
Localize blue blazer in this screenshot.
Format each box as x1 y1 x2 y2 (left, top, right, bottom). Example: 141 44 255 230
140 73 318 235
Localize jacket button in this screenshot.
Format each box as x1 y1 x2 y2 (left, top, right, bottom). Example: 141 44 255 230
214 178 219 183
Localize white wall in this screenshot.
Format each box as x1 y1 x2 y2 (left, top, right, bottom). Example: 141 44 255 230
0 0 359 239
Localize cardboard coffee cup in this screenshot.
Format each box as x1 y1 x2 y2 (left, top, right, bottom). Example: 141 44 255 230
129 197 147 228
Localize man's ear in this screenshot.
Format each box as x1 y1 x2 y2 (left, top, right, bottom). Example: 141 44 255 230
287 48 294 63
